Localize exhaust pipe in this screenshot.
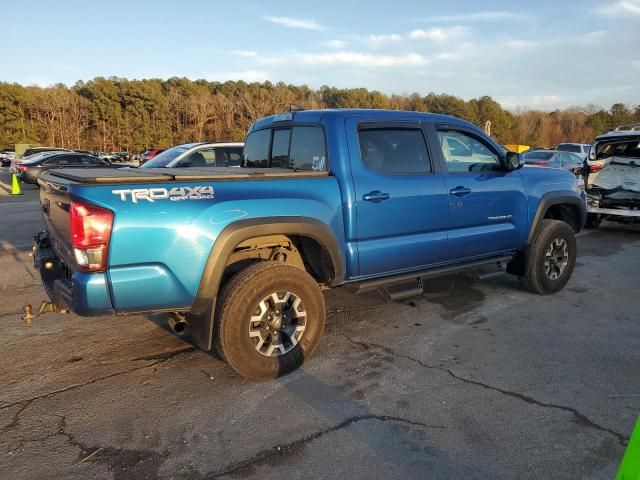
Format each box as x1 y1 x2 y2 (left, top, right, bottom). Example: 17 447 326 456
168 314 190 336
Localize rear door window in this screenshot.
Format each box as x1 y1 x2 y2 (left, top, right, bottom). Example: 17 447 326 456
358 128 431 174
223 148 242 167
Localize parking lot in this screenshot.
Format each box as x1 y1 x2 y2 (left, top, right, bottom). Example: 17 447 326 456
0 167 638 479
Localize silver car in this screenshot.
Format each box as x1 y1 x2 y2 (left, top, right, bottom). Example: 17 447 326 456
140 142 244 169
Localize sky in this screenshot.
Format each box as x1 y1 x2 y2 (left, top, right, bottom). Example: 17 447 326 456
1 0 639 110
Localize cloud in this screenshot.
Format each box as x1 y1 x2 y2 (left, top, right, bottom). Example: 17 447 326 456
364 33 403 46
260 51 428 68
502 39 541 49
497 95 569 109
204 70 270 83
409 26 470 42
323 39 347 49
595 0 640 16
263 15 325 30
422 11 532 22
573 30 607 45
229 50 257 57
633 60 640 67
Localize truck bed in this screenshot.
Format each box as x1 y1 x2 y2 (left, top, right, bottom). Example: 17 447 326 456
43 167 328 184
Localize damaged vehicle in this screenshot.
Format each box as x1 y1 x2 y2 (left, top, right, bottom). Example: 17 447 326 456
585 124 640 227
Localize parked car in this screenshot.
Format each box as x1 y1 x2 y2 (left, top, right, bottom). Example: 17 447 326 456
0 149 15 167
139 148 166 164
113 152 130 162
523 150 584 176
556 143 591 160
33 109 585 380
22 147 70 158
10 150 67 173
584 124 640 227
139 142 243 169
16 151 113 184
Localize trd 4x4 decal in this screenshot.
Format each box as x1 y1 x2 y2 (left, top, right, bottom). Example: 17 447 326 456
112 186 214 203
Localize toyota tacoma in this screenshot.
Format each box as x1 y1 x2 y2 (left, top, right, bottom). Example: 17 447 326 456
33 109 586 379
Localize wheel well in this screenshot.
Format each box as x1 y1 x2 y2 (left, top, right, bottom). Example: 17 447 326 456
543 203 582 233
223 234 335 285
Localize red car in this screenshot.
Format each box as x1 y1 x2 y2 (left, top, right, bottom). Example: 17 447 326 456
140 148 165 164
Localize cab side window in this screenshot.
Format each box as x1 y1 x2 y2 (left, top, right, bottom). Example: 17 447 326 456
437 130 501 173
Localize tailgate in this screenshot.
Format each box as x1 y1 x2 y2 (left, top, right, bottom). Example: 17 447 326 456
38 176 75 266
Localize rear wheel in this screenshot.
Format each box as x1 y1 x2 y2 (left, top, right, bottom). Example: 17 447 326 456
519 219 576 295
215 262 325 380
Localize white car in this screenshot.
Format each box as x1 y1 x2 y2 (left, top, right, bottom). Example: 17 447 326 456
585 124 640 227
556 143 591 160
140 142 244 169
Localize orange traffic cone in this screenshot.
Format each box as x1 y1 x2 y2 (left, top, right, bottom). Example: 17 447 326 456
11 174 22 195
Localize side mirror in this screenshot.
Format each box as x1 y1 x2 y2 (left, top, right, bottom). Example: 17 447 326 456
505 151 524 171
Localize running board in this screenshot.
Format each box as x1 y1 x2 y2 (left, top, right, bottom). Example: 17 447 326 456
347 255 513 296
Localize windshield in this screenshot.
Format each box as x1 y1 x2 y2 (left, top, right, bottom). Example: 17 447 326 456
140 145 191 168
524 151 554 160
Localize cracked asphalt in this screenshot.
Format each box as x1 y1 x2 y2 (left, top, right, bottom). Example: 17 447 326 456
1 170 639 479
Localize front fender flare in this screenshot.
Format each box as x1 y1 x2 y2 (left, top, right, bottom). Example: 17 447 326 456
187 217 345 350
527 193 586 244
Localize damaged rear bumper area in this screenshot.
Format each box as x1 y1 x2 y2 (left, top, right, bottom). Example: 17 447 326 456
586 136 640 222
32 231 114 316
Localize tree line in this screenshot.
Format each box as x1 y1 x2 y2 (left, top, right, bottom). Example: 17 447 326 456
1 77 638 152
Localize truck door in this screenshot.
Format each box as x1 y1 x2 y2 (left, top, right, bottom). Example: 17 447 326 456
431 126 527 260
345 118 449 277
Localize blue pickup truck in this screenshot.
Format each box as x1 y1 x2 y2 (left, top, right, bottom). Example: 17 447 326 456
34 109 586 379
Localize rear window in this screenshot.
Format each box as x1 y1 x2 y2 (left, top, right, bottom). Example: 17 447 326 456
596 140 640 160
243 126 327 171
524 151 554 160
556 144 582 153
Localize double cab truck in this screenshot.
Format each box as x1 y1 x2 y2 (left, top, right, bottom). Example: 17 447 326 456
33 109 586 379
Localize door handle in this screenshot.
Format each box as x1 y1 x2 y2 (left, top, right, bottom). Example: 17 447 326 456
362 191 391 203
449 186 472 196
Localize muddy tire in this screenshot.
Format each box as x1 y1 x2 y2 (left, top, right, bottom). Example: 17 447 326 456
519 219 577 295
214 262 325 380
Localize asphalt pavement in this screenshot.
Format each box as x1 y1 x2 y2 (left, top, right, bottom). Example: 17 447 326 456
0 167 638 480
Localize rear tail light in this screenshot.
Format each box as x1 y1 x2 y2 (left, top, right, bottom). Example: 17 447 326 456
16 164 27 172
574 167 583 175
69 201 114 272
589 164 605 172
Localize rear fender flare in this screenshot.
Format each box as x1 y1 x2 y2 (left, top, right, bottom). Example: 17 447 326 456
188 217 344 350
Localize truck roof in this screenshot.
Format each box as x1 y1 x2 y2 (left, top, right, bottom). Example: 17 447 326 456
251 108 483 132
